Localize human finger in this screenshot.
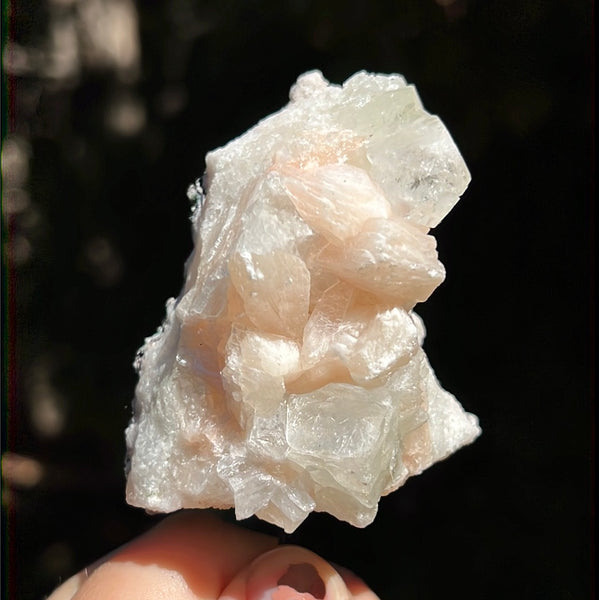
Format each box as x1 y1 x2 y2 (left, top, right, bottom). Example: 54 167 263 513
218 544 379 600
47 510 278 600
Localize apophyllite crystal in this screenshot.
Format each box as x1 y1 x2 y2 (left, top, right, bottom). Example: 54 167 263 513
125 71 481 532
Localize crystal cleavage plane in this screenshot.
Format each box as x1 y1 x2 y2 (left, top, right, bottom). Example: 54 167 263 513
125 71 481 533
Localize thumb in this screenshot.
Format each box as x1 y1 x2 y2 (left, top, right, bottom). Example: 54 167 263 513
218 545 379 600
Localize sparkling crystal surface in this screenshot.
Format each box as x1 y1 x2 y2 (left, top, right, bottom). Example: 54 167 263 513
125 71 481 532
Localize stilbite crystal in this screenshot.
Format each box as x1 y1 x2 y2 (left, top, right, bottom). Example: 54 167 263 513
125 71 481 532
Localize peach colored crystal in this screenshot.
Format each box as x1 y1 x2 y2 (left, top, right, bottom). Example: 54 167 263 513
125 71 480 532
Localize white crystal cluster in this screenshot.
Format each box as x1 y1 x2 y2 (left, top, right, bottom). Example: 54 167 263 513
125 71 481 532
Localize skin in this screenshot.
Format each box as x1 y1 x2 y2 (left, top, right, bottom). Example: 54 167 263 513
48 511 380 600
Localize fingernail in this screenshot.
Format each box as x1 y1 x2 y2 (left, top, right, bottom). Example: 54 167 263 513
225 545 351 600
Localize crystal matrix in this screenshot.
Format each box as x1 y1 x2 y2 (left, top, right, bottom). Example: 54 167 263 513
125 71 481 532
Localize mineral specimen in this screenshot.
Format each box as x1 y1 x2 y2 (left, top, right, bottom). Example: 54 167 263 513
125 70 481 533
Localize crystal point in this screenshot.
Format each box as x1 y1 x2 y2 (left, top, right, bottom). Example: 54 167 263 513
126 71 480 532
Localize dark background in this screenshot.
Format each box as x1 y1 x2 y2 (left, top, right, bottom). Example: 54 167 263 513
2 1 593 599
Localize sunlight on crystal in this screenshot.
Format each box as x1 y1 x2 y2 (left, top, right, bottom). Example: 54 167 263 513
126 71 480 532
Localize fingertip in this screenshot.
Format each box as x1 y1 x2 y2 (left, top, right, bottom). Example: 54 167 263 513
47 511 279 600
219 545 352 600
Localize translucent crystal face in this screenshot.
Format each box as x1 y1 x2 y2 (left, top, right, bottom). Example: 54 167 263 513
125 71 480 533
